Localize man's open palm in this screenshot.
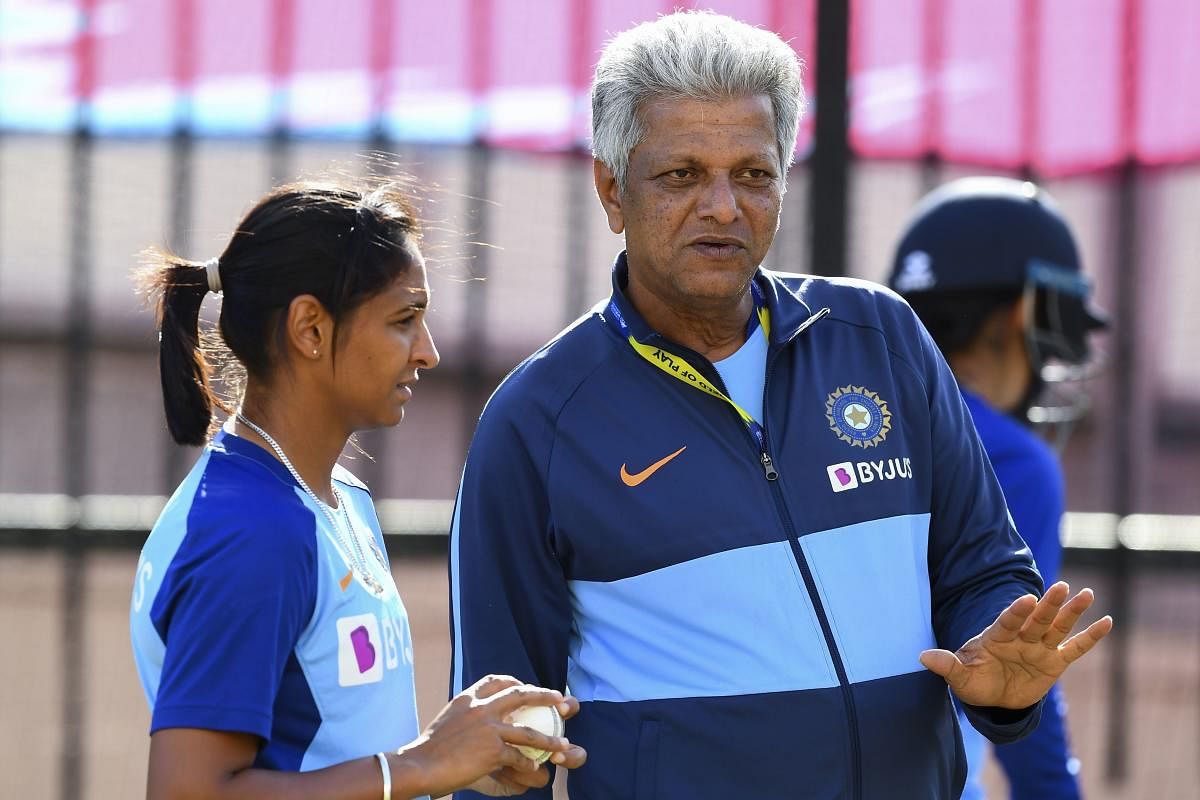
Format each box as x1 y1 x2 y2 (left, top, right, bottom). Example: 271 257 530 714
919 581 1113 709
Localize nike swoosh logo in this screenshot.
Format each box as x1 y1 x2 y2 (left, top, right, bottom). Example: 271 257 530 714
620 445 687 487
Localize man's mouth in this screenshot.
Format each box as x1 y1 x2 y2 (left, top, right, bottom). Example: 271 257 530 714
690 238 745 258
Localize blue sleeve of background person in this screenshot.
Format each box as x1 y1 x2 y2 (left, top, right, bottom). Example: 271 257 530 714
449 380 571 800
994 684 1081 799
909 308 1045 744
965 391 1065 586
991 456 1079 799
149 499 318 738
967 401 1080 798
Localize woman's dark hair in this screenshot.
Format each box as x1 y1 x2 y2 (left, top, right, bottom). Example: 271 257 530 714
906 287 1023 357
138 178 422 446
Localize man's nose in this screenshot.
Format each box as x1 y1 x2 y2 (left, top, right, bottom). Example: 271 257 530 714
695 175 740 225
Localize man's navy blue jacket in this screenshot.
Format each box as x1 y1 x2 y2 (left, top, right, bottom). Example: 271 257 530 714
450 254 1043 799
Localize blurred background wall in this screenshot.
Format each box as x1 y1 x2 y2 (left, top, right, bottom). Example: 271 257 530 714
0 1 1197 798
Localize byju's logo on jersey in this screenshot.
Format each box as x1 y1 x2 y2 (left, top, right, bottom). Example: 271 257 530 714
827 458 913 493
827 462 859 492
336 613 384 686
826 385 892 448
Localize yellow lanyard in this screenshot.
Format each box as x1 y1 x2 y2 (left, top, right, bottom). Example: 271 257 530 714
606 285 771 444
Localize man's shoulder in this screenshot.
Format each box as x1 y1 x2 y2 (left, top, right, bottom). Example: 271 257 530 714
766 270 916 328
483 307 619 422
764 269 927 364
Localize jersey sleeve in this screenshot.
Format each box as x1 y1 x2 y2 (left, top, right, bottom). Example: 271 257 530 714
149 504 318 739
993 683 1081 799
449 387 571 800
1000 443 1066 585
909 310 1046 744
983 419 1077 793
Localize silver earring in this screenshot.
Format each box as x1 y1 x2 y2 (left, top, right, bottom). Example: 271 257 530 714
313 349 319 357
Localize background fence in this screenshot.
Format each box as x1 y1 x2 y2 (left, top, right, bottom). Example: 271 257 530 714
0 1 1198 798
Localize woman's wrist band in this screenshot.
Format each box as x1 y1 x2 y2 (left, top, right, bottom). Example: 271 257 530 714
375 752 391 800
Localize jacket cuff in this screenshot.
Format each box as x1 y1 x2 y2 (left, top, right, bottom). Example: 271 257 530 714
961 697 1044 744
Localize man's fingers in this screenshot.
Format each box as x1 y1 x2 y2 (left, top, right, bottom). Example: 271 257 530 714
557 695 581 721
1018 582 1070 642
488 683 565 714
492 762 550 789
500 722 570 754
983 594 1038 643
470 674 523 699
1060 615 1114 664
496 744 545 776
1041 587 1096 648
919 649 967 689
550 744 588 769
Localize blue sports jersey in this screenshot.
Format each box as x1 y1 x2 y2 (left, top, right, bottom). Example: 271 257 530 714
449 253 1045 800
962 391 1081 800
130 430 422 776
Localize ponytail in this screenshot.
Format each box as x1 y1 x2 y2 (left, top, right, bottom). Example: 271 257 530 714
137 248 225 445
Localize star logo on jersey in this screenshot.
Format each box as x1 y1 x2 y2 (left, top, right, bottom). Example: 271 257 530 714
825 385 892 448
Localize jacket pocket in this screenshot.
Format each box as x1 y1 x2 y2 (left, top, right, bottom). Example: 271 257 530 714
634 718 660 800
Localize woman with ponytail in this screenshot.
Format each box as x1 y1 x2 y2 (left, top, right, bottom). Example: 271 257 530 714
130 179 585 800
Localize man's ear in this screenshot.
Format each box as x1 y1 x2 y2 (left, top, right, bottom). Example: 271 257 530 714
983 296 1029 356
594 159 625 235
1010 293 1032 337
284 294 333 363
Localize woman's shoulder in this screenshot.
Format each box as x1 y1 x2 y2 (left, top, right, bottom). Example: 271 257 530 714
151 441 323 567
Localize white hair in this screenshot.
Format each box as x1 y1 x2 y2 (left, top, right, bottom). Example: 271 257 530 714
591 10 805 191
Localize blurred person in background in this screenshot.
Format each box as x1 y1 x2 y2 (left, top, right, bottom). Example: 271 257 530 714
449 11 1111 800
889 176 1108 800
130 178 585 800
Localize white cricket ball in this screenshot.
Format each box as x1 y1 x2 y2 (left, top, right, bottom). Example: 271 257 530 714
504 704 565 765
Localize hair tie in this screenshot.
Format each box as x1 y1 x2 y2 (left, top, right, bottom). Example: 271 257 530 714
204 257 222 293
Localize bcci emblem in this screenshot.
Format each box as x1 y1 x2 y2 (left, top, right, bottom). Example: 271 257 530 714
825 385 892 448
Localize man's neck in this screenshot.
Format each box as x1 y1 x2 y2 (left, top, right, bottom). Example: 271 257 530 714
626 276 754 362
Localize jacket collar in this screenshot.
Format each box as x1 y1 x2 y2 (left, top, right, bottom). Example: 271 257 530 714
603 250 817 347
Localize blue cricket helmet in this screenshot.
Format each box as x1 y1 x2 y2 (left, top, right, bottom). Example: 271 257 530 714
888 176 1107 366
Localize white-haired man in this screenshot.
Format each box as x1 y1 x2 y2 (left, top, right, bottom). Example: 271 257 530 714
450 11 1111 799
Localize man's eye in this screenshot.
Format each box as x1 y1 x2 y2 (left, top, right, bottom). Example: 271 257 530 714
666 169 692 180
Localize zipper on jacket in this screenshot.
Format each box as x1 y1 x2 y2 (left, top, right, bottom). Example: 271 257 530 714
709 308 829 484
763 434 863 800
761 307 863 800
751 308 828 484
759 451 779 481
